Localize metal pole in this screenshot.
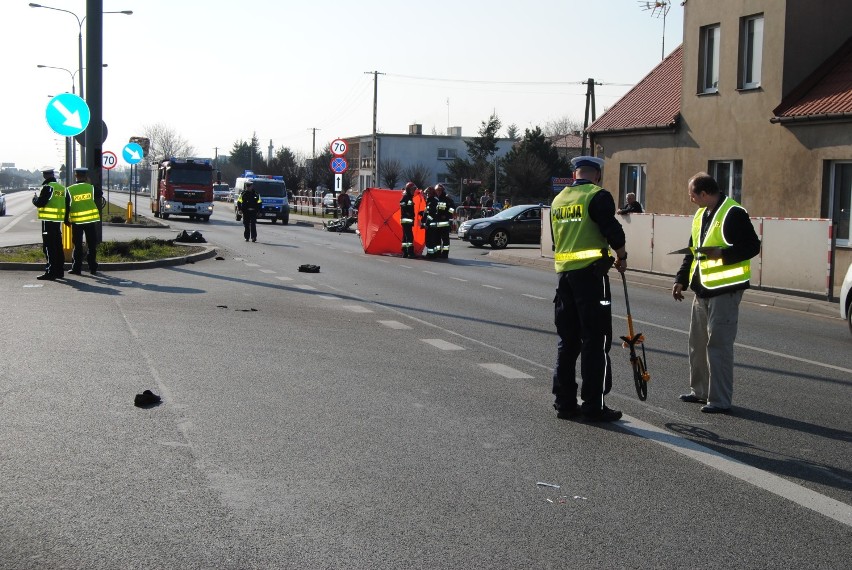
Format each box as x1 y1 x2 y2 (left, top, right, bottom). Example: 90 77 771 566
86 0 103 237
78 22 85 168
372 71 378 187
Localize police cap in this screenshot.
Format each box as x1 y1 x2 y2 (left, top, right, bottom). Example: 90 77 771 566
74 167 88 175
570 155 605 171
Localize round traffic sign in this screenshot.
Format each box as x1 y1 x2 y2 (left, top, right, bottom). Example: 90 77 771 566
122 142 144 165
330 138 348 156
330 157 348 174
45 93 90 137
102 151 118 170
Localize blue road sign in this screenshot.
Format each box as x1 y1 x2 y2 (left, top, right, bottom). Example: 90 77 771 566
330 157 348 174
123 142 144 165
45 93 90 137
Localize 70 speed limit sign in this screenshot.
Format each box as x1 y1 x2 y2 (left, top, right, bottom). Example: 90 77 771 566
330 138 347 156
102 150 118 170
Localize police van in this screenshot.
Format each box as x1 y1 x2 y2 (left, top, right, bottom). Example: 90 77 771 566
233 171 290 224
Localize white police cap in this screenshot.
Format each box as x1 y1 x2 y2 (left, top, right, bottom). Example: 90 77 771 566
570 155 604 171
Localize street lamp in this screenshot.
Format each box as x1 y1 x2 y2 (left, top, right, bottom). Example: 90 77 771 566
29 4 131 165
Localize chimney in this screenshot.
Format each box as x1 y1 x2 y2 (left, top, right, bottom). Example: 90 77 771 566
447 126 462 137
409 123 422 135
267 139 273 164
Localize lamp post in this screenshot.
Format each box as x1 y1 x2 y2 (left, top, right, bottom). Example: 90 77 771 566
29 3 131 166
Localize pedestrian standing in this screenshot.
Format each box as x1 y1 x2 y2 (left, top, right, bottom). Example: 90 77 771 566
421 186 438 259
551 156 627 422
66 167 103 276
31 167 68 280
238 181 262 242
433 183 455 259
672 172 761 414
337 188 352 219
400 182 417 258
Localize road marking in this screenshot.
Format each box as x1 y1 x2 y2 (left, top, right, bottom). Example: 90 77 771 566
522 293 547 300
293 284 317 291
0 213 29 234
421 339 465 351
482 284 502 290
625 317 852 375
450 277 468 282
23 284 44 288
317 294 339 300
379 320 412 330
275 276 293 282
341 304 373 313
399 264 413 269
423 270 439 275
619 416 852 528
259 269 276 274
244 263 260 267
479 363 533 378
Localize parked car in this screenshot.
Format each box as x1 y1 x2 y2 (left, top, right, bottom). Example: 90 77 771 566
840 262 852 335
322 192 338 214
457 204 542 249
0 190 6 216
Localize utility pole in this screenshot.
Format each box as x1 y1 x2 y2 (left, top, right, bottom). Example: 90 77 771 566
213 147 218 169
308 127 320 162
581 78 600 155
364 70 384 187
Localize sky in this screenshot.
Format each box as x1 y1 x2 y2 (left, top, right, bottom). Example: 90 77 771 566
1 0 684 172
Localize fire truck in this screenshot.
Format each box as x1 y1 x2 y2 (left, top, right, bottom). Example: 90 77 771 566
150 157 214 221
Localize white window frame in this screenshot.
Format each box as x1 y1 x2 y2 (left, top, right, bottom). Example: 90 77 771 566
620 163 646 206
740 14 764 89
829 161 852 246
437 148 458 160
709 160 743 203
699 24 721 93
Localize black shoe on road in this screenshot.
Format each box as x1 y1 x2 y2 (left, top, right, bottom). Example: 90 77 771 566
36 273 56 281
583 406 623 422
69 269 82 275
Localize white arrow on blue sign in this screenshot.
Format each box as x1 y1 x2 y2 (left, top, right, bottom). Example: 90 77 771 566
45 93 90 137
122 142 144 165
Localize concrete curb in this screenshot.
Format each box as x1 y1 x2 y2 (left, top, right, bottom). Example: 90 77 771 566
0 243 217 272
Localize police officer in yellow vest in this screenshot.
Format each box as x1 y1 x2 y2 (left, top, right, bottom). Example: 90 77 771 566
32 167 69 280
673 172 760 414
551 156 627 422
66 167 103 276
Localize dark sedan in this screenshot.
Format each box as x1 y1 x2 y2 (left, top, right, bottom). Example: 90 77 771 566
457 204 542 249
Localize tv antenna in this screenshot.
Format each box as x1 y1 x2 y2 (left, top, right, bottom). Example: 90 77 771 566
639 1 672 60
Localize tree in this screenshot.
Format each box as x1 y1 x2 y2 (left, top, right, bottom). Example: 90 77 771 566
401 163 431 190
543 115 583 138
228 135 265 176
379 158 403 189
465 112 501 165
141 123 195 162
506 124 520 141
270 146 304 191
501 126 572 203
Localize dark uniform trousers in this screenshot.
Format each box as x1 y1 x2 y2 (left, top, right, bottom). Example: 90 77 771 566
552 265 613 411
243 211 258 241
401 223 414 257
41 221 64 277
71 223 99 272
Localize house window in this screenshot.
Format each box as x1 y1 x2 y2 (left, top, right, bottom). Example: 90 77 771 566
699 24 720 93
620 164 646 206
828 161 852 246
739 14 764 89
437 148 458 160
709 160 743 203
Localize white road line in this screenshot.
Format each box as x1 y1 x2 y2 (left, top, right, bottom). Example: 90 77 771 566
421 339 465 351
259 269 276 274
624 316 852 375
293 284 317 291
0 213 29 233
379 320 412 330
341 305 374 313
317 294 340 300
244 263 260 267
399 264 413 269
619 416 852 528
423 270 439 275
479 363 533 379
275 276 293 282
482 284 502 290
450 277 468 282
522 293 547 300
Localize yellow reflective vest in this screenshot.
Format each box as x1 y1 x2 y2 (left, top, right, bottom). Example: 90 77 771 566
37 182 67 221
66 182 100 224
551 183 608 272
690 197 751 290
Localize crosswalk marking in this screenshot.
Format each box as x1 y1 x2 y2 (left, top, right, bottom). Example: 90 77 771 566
342 305 373 313
275 276 293 282
421 339 464 351
479 363 533 379
379 320 412 330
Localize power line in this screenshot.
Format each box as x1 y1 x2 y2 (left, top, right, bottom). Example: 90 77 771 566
385 72 633 87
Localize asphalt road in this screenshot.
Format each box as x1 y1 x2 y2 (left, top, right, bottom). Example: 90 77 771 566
1 193 850 569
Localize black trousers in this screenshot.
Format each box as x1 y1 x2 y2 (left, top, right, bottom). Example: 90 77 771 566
71 222 99 272
424 225 439 257
41 220 64 277
437 226 451 256
243 211 258 241
552 265 613 412
401 222 414 256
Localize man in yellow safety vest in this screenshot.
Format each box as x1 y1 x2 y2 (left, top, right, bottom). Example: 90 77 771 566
66 167 103 276
31 167 69 280
550 156 627 422
673 172 760 414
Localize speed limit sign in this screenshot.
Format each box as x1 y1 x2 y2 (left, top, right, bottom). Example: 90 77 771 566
102 150 118 170
330 138 347 156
